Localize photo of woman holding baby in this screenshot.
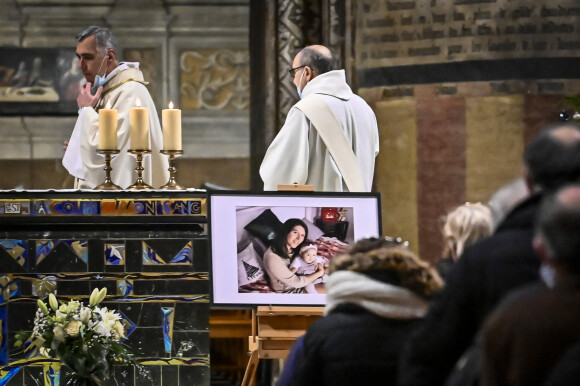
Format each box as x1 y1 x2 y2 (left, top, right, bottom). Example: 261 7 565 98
263 218 326 293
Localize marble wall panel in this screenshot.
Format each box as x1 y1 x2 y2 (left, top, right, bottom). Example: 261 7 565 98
465 95 525 203
374 98 419 254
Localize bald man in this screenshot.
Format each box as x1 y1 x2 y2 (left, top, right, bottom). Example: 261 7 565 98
259 45 379 192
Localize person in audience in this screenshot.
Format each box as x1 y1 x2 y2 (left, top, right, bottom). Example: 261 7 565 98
437 202 493 279
279 237 443 386
480 183 580 386
289 242 329 294
263 219 325 293
398 122 580 386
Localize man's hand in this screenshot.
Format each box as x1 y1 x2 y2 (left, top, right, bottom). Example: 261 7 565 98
63 140 69 151
77 82 103 109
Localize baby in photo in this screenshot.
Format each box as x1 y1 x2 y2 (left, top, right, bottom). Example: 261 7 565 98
290 242 329 294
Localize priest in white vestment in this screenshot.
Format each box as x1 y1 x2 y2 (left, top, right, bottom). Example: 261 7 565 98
63 26 168 189
259 45 379 192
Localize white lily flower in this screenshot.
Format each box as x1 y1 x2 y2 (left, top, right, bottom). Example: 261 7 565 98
79 306 91 324
37 299 49 315
89 288 100 307
48 294 58 311
97 287 107 304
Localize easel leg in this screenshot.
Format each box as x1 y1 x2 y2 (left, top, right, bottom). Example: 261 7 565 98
241 349 259 386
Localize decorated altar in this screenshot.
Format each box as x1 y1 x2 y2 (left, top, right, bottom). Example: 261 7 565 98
0 189 209 385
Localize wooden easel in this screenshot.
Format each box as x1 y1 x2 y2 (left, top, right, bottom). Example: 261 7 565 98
240 306 324 386
241 183 322 386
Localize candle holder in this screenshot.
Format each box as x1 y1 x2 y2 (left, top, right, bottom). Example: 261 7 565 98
160 149 184 190
127 149 153 190
95 149 121 190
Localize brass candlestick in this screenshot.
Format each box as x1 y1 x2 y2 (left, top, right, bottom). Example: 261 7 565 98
160 149 184 190
95 149 121 190
127 149 153 190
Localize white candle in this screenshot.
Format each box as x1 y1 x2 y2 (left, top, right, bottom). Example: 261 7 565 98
130 97 149 150
162 101 182 151
98 100 117 150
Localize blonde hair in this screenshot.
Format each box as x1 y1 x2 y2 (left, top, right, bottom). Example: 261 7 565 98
442 202 492 260
330 238 444 298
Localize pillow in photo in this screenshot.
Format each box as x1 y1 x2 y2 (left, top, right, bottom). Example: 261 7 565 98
251 237 268 258
237 242 266 287
244 209 283 246
302 217 325 242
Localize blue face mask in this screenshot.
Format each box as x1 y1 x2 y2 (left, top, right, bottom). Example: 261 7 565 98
540 263 556 288
296 68 306 99
91 54 108 95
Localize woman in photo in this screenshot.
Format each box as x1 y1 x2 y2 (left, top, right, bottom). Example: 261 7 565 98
263 218 325 293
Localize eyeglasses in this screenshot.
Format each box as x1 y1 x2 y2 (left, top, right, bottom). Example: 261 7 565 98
288 65 306 78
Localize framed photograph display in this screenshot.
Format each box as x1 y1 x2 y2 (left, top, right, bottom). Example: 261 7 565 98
208 190 382 307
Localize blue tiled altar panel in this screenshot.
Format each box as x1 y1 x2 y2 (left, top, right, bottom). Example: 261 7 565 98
0 192 210 385
0 240 27 271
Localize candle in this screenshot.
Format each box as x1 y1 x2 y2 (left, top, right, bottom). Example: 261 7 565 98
130 97 150 150
162 101 182 151
98 100 117 150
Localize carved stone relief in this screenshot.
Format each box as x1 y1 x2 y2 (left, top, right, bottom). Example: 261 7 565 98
179 49 250 111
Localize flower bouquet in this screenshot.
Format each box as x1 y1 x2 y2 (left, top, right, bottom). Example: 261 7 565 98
15 288 141 386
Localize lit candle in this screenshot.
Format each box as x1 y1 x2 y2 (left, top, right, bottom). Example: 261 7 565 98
98 100 117 150
162 101 182 151
129 97 150 150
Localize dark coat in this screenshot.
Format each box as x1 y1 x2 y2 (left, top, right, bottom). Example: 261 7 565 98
398 193 542 386
481 280 580 386
545 340 580 386
289 303 422 386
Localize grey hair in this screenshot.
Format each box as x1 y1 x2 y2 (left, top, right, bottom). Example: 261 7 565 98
76 26 118 55
298 46 338 75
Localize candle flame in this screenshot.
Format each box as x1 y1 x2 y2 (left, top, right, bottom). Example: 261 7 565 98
135 97 142 107
105 100 111 109
169 101 174 109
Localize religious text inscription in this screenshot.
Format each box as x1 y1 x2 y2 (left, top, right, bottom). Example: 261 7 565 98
356 0 580 68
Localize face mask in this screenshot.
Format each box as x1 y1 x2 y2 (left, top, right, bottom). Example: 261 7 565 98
91 54 108 95
296 68 306 99
540 263 556 288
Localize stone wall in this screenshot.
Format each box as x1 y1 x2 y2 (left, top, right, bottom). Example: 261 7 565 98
357 0 580 263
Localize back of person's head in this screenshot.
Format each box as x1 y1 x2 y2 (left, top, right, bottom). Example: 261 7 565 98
524 123 580 192
270 218 308 258
536 184 580 275
76 26 118 55
330 237 443 298
298 45 338 75
442 202 493 260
